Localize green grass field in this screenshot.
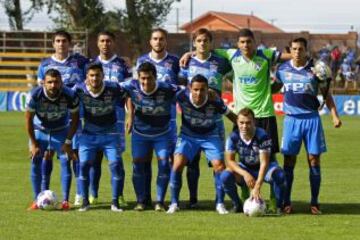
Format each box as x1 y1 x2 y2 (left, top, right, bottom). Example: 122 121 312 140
0 112 359 240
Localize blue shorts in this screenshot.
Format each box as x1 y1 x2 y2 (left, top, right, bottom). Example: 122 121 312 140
281 113 327 155
78 132 122 163
239 161 280 183
115 106 126 152
131 130 172 160
32 128 67 157
175 133 224 163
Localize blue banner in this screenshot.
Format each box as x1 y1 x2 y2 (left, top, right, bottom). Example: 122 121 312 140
320 95 360 116
0 92 7 112
7 91 29 111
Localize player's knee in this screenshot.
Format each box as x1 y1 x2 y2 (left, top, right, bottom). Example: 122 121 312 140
212 160 225 173
308 154 320 167
272 168 286 185
220 170 235 185
44 151 54 161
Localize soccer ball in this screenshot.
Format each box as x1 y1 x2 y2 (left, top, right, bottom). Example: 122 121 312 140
36 190 58 210
243 197 267 217
313 60 332 81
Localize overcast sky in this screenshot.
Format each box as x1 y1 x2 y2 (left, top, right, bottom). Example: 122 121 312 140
0 0 359 33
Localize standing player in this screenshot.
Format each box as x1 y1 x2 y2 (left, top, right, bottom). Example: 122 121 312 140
136 28 180 206
26 69 79 210
221 108 286 214
179 28 232 208
37 30 89 205
74 63 127 212
121 62 179 211
274 38 341 214
88 31 133 206
167 74 237 214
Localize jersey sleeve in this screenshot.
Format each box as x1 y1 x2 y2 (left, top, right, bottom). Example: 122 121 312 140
214 97 230 115
213 49 237 61
67 90 80 113
275 67 283 84
37 62 46 83
179 67 189 80
225 133 237 153
262 48 281 66
258 134 272 153
26 92 36 112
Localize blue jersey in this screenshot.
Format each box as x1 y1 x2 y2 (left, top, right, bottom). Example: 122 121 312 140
37 54 89 87
26 86 79 131
121 80 179 136
136 52 180 85
226 128 272 170
179 53 231 94
176 89 229 137
275 60 320 115
92 55 132 83
73 81 126 134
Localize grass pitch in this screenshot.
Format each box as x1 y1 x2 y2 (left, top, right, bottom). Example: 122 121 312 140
0 112 359 240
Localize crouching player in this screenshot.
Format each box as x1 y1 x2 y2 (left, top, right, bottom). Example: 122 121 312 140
167 74 237 214
26 69 79 210
220 108 286 214
74 63 127 212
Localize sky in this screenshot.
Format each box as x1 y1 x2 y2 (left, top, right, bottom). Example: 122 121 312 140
0 0 359 33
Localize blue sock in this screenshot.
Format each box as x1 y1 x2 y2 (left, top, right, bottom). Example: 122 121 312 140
186 155 200 203
220 170 241 207
30 156 42 200
309 166 321 206
214 171 225 204
132 162 145 203
156 159 170 203
79 161 90 203
109 160 124 200
283 165 294 206
59 155 72 201
90 157 102 198
41 159 52 191
144 161 152 202
169 170 182 204
271 169 286 209
72 159 81 195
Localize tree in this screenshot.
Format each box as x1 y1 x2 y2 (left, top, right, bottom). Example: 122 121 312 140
119 0 177 56
1 0 43 30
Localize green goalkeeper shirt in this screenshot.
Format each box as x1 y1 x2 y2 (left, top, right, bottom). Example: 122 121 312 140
214 48 280 117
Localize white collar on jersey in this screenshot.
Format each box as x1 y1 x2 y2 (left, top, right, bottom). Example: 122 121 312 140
86 82 105 98
43 87 61 102
140 82 159 96
290 59 309 71
98 54 117 64
51 53 71 63
239 133 253 145
192 52 212 64
190 93 208 109
148 51 168 63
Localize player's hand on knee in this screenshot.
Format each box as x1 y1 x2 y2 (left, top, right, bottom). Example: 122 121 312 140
62 143 77 161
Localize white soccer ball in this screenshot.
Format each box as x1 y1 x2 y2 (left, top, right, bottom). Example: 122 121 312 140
36 190 58 210
313 60 332 81
243 197 267 217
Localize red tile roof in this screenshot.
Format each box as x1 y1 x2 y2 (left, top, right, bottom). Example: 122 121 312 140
181 11 283 33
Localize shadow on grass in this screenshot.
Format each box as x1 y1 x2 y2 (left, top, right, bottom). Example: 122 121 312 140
289 201 360 215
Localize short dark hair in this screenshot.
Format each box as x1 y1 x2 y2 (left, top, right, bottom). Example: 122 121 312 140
52 30 72 42
238 28 255 40
192 28 212 42
44 69 62 80
86 63 103 73
190 74 208 86
97 31 116 40
238 107 255 119
137 62 157 78
291 37 307 49
151 28 168 39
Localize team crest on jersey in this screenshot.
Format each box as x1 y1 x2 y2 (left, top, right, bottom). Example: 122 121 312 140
205 106 215 116
112 65 120 71
156 95 165 103
164 62 173 70
285 72 293 80
210 61 218 72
